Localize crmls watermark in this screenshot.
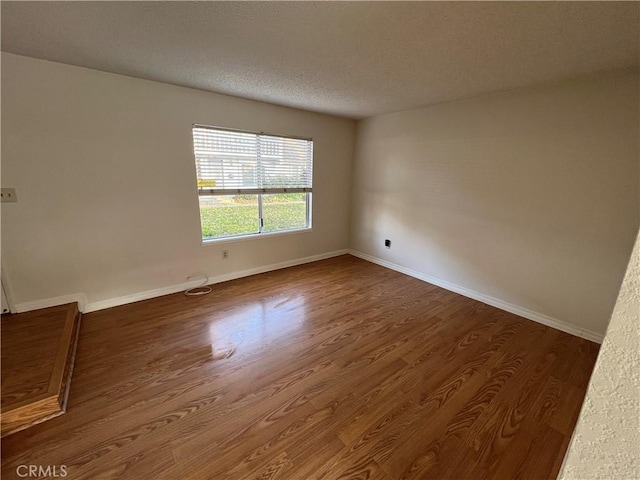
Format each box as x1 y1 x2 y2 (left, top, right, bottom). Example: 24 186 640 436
16 465 68 478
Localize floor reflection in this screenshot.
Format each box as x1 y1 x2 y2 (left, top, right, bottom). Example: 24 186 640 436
208 294 307 359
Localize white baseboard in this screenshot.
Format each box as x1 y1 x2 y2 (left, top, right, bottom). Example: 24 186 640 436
82 249 349 313
13 250 348 315
14 293 88 314
348 249 604 344
12 248 603 344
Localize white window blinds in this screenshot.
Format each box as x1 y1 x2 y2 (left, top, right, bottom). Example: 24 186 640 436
193 125 313 195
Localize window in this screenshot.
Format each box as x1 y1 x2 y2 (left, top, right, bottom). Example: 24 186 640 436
192 125 313 242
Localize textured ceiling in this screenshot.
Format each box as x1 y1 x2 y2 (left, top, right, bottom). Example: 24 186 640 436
2 1 638 119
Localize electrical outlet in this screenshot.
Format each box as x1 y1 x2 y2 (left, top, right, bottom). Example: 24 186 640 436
222 250 229 259
0 188 17 203
385 239 391 248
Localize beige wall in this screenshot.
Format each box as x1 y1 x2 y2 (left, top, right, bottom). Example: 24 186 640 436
559 229 639 479
1 53 355 310
2 52 637 336
350 70 639 338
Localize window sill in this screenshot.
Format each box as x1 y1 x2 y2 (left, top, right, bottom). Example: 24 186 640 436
201 227 313 246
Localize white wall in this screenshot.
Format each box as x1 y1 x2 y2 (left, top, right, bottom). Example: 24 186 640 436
350 70 639 338
559 229 639 479
1 53 355 310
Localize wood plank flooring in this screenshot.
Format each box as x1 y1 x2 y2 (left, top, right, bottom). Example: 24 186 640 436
1 303 82 437
0 255 599 479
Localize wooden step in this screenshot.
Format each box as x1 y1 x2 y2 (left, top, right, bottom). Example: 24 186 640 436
1 303 81 437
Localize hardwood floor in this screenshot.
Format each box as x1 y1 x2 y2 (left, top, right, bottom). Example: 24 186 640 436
1 303 81 437
0 255 599 479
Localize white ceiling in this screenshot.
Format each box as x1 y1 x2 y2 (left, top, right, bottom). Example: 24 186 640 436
2 1 638 119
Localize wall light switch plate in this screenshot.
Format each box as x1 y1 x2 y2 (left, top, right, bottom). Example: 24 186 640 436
0 188 17 203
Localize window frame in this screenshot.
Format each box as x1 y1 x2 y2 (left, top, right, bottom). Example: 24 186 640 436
192 125 314 244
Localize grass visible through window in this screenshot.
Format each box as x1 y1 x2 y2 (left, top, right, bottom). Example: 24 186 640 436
199 193 307 239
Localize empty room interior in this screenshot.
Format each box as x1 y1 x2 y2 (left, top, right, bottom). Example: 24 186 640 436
1 2 639 480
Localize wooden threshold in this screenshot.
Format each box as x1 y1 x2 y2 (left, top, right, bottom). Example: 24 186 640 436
1 303 81 437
